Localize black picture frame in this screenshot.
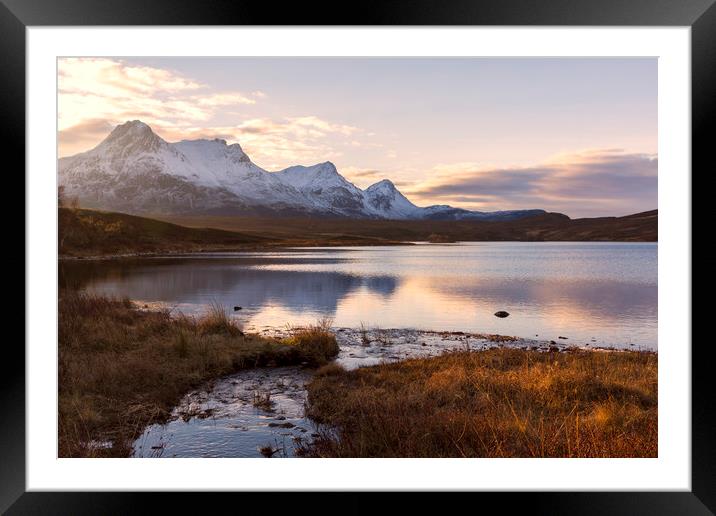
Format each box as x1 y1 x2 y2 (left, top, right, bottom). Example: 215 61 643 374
5 0 713 513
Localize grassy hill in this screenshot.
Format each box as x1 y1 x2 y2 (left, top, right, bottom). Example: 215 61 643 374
59 207 657 257
58 208 405 257
58 208 273 257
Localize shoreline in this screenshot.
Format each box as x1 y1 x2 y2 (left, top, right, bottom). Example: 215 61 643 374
58 239 658 261
57 242 415 261
133 301 657 355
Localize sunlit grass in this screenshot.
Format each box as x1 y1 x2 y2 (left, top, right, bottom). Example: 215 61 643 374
303 348 657 458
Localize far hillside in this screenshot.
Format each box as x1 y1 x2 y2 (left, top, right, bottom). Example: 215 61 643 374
160 209 658 244
59 207 657 258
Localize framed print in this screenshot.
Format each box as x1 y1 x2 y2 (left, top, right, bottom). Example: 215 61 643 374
7 0 714 513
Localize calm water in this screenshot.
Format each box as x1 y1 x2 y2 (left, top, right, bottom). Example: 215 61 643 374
60 242 657 349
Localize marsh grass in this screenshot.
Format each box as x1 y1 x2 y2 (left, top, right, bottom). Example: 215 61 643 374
197 300 243 336
252 390 274 411
358 322 371 346
373 328 393 346
58 291 336 457
303 348 657 458
281 318 339 366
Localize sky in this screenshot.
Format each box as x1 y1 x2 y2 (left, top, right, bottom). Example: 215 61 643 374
58 57 657 217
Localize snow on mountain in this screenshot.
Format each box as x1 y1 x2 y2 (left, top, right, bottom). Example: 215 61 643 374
420 205 547 221
58 120 546 220
61 120 184 180
59 121 305 215
364 179 421 219
275 162 368 217
172 138 304 205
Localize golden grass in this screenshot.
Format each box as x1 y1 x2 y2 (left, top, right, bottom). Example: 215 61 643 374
281 318 339 367
58 292 337 457
303 348 657 457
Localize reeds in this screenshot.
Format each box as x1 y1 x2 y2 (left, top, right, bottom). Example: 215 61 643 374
281 317 339 366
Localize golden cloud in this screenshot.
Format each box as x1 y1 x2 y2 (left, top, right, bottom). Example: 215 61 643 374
57 58 367 165
58 58 261 155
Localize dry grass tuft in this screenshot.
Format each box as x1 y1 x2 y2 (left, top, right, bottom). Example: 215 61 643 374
303 348 657 458
252 390 274 411
281 318 339 366
197 301 243 336
314 362 346 377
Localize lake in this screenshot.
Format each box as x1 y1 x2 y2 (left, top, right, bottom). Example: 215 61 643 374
60 242 657 350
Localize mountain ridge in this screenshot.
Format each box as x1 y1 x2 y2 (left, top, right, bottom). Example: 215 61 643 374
59 120 548 221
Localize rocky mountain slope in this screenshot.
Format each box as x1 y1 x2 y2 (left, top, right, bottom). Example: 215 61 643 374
59 120 546 221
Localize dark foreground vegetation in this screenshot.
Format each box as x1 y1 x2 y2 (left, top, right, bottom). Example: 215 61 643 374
303 348 657 458
58 292 337 457
59 207 657 257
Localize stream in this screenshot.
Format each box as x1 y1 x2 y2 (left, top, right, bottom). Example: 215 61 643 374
131 327 576 458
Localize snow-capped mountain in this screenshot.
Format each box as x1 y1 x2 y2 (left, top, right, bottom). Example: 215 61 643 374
275 162 369 218
364 179 422 219
58 120 546 221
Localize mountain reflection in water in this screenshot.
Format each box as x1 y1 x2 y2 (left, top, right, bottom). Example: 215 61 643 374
60 243 657 349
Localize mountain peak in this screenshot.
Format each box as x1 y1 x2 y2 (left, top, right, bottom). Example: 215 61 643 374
126 119 149 128
367 179 396 191
111 119 152 135
296 161 338 175
100 119 165 152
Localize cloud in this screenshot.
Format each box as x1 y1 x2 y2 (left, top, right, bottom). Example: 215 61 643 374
346 169 383 178
406 150 657 217
338 167 388 187
222 117 360 168
57 58 368 166
58 118 115 154
59 58 204 98
232 117 358 139
58 58 262 155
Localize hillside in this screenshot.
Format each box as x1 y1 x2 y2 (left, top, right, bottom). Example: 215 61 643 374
59 207 657 258
160 209 658 244
58 208 274 257
58 208 407 257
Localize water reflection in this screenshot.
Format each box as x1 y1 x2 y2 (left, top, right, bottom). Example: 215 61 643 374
60 243 657 349
62 258 397 314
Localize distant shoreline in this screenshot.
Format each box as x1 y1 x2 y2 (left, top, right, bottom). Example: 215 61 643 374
59 239 661 261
